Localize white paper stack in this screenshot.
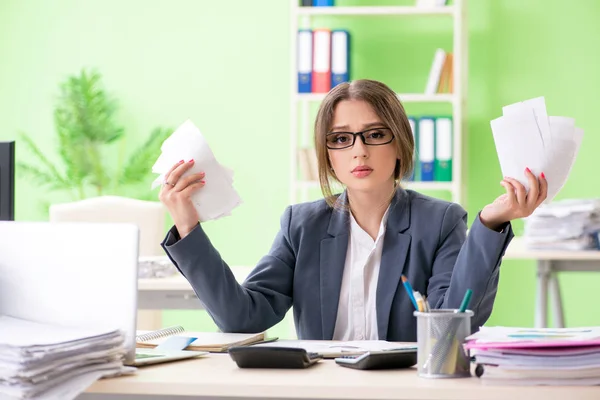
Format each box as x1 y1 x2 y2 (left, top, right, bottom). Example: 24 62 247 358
490 97 584 203
0 316 131 400
523 199 600 250
151 120 242 222
466 326 600 386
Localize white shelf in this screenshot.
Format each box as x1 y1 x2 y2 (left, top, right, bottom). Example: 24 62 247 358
289 0 468 206
296 93 455 103
295 6 455 17
296 180 453 191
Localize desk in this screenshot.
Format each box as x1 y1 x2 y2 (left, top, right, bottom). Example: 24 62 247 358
503 236 600 328
81 354 600 400
137 266 252 310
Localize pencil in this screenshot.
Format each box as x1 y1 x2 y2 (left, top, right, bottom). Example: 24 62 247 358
401 275 419 311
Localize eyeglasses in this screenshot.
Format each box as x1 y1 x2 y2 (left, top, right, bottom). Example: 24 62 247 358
325 127 394 150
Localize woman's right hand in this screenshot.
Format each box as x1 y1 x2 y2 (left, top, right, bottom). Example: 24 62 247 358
158 159 206 239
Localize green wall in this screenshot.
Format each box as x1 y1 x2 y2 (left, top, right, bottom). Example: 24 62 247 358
1 0 599 335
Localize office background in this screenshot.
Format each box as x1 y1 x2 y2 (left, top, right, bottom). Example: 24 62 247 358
1 0 599 337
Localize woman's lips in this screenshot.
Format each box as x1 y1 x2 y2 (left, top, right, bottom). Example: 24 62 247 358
351 166 373 178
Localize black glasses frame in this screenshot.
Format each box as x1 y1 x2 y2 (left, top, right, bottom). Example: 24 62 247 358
325 127 394 150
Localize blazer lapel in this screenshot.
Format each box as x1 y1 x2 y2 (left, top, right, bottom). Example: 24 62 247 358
376 188 411 340
320 193 349 340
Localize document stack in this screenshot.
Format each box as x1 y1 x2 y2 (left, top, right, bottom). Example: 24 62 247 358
523 199 600 250
466 326 600 386
0 316 130 400
490 96 584 204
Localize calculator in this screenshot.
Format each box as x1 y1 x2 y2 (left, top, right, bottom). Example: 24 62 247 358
334 349 418 370
228 346 323 369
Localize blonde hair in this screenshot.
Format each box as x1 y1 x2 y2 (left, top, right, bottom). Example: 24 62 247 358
313 79 414 207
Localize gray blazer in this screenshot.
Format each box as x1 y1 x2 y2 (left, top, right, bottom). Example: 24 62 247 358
162 188 513 342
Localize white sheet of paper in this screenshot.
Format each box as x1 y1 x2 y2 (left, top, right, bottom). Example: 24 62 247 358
542 117 580 202
491 98 583 203
151 120 242 222
490 111 546 191
503 97 553 161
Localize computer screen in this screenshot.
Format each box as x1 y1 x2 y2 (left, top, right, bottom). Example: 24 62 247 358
0 141 15 221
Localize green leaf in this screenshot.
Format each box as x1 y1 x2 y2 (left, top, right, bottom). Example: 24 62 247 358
16 162 71 191
119 127 172 185
17 132 69 188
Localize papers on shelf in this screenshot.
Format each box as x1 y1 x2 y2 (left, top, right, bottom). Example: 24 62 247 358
0 316 132 400
151 120 242 222
490 96 584 203
523 198 600 250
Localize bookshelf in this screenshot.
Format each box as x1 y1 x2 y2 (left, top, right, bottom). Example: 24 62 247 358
289 0 468 206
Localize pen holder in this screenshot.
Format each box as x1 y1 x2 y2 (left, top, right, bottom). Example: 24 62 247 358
414 310 473 379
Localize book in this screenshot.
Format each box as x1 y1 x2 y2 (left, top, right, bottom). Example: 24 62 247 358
136 326 268 352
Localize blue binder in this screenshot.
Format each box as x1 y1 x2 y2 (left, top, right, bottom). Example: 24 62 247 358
297 30 312 93
313 0 334 6
418 117 436 182
408 117 418 181
331 30 349 88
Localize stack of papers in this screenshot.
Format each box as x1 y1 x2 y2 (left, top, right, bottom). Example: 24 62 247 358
0 316 131 400
523 199 600 250
151 119 242 222
490 97 584 203
253 340 416 358
466 326 600 386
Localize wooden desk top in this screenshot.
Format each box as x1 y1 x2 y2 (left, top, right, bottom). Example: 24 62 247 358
86 354 599 400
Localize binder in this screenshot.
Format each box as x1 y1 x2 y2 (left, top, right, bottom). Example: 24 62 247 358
297 30 313 93
435 117 452 182
418 117 435 181
313 0 334 5
312 29 332 93
408 117 418 181
331 30 350 88
301 0 312 5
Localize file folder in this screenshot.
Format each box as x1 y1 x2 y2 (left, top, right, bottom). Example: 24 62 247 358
297 30 313 93
331 30 350 88
312 29 332 93
435 117 452 182
313 0 334 5
418 117 435 181
408 117 417 181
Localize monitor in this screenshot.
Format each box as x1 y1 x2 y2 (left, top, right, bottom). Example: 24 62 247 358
0 141 15 221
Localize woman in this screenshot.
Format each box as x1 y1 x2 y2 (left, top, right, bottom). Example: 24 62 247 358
159 79 547 342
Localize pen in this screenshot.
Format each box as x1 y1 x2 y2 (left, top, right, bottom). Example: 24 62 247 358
401 275 419 311
457 289 473 313
422 294 431 312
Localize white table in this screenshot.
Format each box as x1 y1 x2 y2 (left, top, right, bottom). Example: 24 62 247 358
503 236 600 328
138 238 600 329
80 354 600 400
137 266 252 310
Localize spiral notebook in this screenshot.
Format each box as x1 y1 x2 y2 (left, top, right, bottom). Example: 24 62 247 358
136 326 269 352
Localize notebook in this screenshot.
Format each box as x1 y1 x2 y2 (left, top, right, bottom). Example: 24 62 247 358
136 326 269 352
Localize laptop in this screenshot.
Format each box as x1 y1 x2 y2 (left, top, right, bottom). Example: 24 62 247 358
0 221 206 366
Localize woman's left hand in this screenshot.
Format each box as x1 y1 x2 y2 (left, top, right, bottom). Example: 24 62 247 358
480 167 548 231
